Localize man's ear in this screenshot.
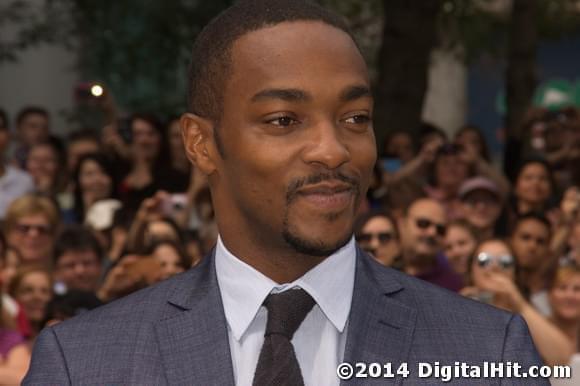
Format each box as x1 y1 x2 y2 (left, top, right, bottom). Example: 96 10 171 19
180 113 218 175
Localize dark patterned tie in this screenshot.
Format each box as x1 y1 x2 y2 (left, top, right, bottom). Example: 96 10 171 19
252 288 316 386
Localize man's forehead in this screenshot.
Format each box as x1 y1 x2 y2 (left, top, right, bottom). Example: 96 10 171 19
229 20 367 78
409 201 445 219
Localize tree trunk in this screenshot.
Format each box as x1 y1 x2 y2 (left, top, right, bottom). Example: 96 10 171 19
374 0 442 150
503 0 537 177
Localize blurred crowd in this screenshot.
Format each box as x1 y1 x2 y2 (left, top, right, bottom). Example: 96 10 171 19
0 102 579 382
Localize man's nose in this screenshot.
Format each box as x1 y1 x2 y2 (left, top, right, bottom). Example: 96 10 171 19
301 121 350 169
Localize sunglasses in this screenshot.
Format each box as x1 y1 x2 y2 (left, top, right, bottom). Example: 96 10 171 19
356 232 394 244
476 252 514 270
415 218 446 237
14 223 52 236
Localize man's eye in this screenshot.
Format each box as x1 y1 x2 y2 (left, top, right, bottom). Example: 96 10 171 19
344 115 370 124
267 116 297 127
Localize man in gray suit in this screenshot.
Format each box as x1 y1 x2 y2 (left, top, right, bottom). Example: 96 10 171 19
24 0 549 385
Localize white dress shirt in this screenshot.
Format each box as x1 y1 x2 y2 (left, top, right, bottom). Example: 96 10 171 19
215 235 356 386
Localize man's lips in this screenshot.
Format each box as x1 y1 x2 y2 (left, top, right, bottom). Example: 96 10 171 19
296 183 353 195
296 183 354 210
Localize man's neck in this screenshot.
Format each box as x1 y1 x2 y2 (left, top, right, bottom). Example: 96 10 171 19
219 234 329 284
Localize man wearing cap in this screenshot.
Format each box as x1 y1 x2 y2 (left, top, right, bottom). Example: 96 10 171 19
459 176 504 240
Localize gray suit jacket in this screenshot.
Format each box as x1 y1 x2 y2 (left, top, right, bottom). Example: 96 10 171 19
24 248 548 385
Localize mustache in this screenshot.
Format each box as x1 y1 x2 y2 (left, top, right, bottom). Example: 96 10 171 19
286 171 360 202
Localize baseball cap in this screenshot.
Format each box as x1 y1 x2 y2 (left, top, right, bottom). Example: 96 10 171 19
458 177 501 200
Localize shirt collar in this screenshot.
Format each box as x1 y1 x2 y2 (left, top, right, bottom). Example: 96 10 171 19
215 235 356 341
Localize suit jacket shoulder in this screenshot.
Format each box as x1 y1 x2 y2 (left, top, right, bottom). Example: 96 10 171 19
23 254 235 386
342 250 549 385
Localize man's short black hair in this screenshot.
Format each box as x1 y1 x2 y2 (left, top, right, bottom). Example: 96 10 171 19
187 0 353 123
512 212 552 237
53 226 103 266
16 106 49 127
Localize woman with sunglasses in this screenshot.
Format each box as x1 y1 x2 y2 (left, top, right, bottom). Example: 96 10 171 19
462 239 574 366
354 210 402 269
3 194 60 263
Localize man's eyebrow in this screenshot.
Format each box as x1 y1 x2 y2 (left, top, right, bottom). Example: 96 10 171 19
251 88 311 102
340 85 372 102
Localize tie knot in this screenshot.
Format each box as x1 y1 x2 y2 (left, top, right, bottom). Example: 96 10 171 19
263 288 316 339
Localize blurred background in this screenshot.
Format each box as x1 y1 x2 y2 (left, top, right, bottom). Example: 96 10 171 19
1 0 580 161
1 1 580 384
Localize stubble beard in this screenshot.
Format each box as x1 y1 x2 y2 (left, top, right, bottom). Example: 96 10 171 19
280 170 362 257
281 203 355 258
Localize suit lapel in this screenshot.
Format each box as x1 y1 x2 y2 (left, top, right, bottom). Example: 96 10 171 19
154 251 235 386
341 248 417 386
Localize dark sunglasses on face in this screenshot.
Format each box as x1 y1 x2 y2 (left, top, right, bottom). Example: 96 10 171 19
14 223 52 236
415 218 446 237
356 232 394 244
476 252 514 270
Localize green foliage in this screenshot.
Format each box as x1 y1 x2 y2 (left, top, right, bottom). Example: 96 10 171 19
3 0 579 120
317 0 383 78
67 0 232 117
439 0 580 63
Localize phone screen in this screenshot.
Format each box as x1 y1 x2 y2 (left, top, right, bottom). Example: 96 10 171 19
381 158 402 173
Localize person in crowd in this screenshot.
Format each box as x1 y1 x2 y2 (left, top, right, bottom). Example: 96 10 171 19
423 143 474 219
454 124 491 162
354 209 402 268
42 290 103 328
65 129 101 175
8 266 53 340
538 108 580 190
148 239 191 281
382 130 416 165
458 176 504 240
510 158 557 224
510 212 555 315
399 198 463 291
548 265 580 352
0 108 35 220
69 153 116 223
53 226 103 294
166 116 191 177
126 190 185 254
0 236 30 349
1 247 20 293
96 253 161 304
12 107 50 168
461 238 573 365
25 138 67 196
561 220 580 267
548 264 580 386
117 113 188 211
551 186 580 263
444 219 478 279
0 284 30 385
3 194 60 263
183 229 204 267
